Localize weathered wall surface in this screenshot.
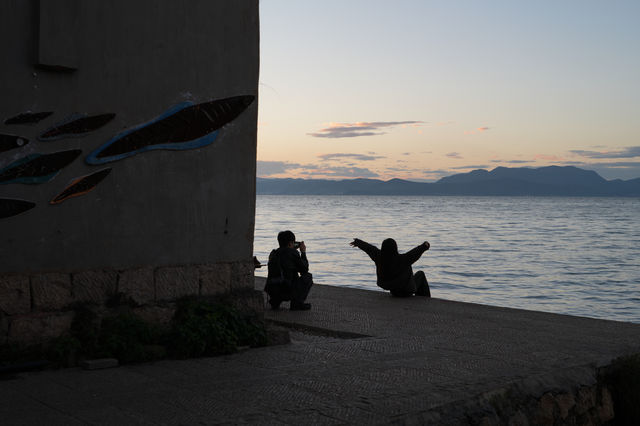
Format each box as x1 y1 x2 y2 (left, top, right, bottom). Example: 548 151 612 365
0 0 259 343
0 0 258 271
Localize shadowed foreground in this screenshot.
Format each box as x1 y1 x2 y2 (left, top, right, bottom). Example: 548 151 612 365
1 278 639 424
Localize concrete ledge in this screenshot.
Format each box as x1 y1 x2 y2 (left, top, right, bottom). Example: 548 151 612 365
2 278 637 424
255 277 640 424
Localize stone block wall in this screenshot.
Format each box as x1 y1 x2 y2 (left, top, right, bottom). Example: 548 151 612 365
476 384 615 425
419 365 620 425
0 260 258 346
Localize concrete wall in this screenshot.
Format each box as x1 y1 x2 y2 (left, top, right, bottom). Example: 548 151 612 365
0 1 259 344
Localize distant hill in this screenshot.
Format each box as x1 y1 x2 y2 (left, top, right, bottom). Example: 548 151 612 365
257 166 640 196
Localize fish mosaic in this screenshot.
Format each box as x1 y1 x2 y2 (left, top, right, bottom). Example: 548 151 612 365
86 95 254 164
0 149 82 184
50 168 111 204
4 111 53 125
0 198 36 218
0 134 29 153
0 94 253 218
39 113 115 141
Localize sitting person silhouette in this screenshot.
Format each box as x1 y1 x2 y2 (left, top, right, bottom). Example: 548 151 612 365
264 230 313 310
350 238 431 297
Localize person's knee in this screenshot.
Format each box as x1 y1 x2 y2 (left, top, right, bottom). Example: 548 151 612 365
301 272 313 286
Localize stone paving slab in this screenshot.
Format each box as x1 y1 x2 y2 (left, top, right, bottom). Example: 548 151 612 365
1 279 639 425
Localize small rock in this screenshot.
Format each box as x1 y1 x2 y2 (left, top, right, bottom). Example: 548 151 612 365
556 392 575 419
534 393 555 425
598 387 614 422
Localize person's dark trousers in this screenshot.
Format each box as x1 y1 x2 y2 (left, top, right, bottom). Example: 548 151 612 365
292 272 313 304
413 271 430 297
390 271 430 297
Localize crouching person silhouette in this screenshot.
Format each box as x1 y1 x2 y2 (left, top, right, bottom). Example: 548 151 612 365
264 230 313 310
350 238 431 297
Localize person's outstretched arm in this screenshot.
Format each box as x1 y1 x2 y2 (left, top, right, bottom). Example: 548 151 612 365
350 238 380 262
403 241 430 265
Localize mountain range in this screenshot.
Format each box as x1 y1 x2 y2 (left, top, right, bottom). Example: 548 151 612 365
257 166 640 196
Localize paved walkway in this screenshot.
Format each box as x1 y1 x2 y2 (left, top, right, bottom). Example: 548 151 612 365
1 279 639 425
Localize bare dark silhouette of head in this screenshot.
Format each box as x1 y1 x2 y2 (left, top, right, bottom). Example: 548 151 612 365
278 230 296 248
381 238 398 265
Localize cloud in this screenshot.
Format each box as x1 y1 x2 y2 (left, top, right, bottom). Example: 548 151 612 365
451 165 489 170
258 160 379 179
446 152 463 159
318 153 385 162
299 166 379 178
308 121 424 138
534 154 564 161
569 146 640 159
464 126 490 135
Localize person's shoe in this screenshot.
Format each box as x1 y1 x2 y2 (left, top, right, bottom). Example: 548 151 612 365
290 302 311 311
269 298 282 310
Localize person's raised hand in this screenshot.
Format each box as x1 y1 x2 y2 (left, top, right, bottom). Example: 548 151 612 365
299 241 306 252
349 239 358 247
423 241 430 250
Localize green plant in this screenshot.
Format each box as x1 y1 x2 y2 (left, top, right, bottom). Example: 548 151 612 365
47 335 81 368
3 297 268 369
97 313 159 363
69 304 101 356
0 341 47 366
168 298 267 358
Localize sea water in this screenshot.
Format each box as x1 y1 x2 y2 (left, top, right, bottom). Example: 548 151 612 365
254 196 640 323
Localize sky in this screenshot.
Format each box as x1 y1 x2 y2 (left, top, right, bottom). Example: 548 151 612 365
257 0 640 181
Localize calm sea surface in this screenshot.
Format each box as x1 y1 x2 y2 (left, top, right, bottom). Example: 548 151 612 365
254 196 640 323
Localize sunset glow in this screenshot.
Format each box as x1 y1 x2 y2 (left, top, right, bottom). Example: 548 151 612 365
258 1 640 181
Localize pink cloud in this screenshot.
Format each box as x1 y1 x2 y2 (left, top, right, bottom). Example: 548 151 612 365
308 121 425 138
465 126 490 135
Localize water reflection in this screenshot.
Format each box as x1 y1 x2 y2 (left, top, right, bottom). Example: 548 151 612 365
255 196 640 323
